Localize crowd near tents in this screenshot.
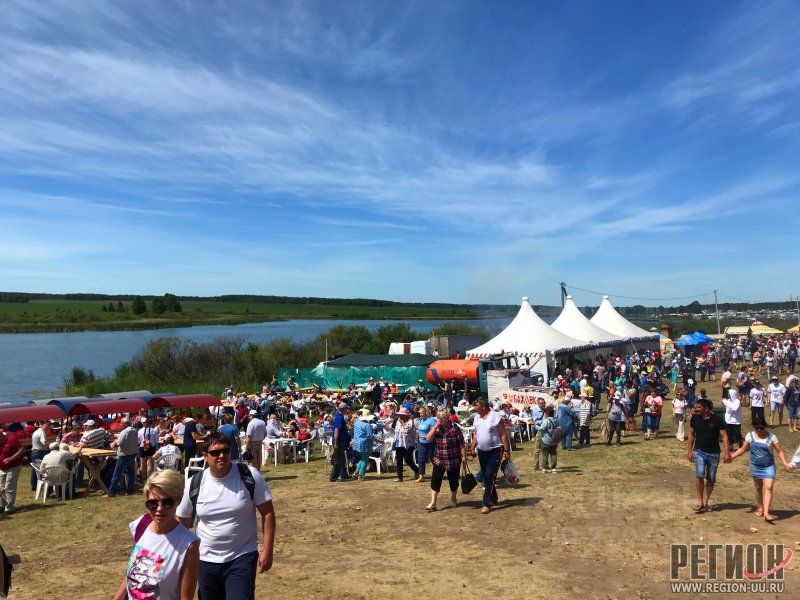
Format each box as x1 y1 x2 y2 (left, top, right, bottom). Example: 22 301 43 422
467 296 660 380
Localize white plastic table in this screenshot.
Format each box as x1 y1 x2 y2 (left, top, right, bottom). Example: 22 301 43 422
263 438 297 466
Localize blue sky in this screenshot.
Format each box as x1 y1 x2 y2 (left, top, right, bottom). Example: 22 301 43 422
1 1 799 306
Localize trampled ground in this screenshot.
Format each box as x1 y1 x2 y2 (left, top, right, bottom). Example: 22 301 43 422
4 385 800 599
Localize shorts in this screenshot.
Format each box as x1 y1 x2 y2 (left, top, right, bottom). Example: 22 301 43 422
139 447 156 458
693 450 720 483
770 401 784 413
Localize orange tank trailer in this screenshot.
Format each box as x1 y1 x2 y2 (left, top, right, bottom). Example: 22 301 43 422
426 359 481 386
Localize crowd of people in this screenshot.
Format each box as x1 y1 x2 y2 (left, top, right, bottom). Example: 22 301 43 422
2 331 800 597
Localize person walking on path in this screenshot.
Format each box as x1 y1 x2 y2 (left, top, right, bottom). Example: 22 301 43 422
556 398 576 450
642 388 664 440
177 433 275 600
722 388 743 449
531 398 546 466
578 394 593 447
329 402 352 482
749 380 766 425
537 406 558 473
107 417 139 497
393 407 419 482
114 470 200 600
728 418 790 523
606 392 628 446
672 391 687 442
424 411 467 511
687 399 732 514
785 377 800 432
470 399 511 513
767 376 786 427
244 410 267 471
352 410 376 481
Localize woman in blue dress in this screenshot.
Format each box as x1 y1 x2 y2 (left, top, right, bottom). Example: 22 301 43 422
729 418 790 523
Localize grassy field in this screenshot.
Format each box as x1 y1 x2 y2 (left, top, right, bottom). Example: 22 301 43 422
0 300 489 333
4 383 800 599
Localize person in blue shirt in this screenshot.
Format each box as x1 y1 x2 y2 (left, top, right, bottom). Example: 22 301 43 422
415 406 438 483
329 402 352 482
556 398 576 450
217 413 240 461
352 410 377 480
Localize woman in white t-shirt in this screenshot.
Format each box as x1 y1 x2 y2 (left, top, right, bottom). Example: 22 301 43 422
469 398 510 514
672 393 686 442
114 470 199 600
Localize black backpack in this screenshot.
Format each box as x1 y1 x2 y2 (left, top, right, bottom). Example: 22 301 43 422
188 463 256 525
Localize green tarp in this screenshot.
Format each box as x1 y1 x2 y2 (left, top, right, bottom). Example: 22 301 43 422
278 365 433 391
326 353 437 367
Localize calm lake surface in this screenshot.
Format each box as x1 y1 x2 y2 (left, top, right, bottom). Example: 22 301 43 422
0 317 512 404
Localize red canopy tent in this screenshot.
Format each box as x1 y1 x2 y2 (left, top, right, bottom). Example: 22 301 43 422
68 398 151 416
0 404 65 424
146 394 221 410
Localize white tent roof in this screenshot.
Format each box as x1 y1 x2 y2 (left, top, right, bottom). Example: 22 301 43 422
589 295 657 339
467 297 588 358
552 296 626 344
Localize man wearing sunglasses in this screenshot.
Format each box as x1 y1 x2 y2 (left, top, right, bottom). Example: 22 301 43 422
177 433 276 599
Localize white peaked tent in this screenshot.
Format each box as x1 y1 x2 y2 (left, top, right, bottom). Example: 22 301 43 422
467 297 589 378
552 296 627 346
590 295 659 341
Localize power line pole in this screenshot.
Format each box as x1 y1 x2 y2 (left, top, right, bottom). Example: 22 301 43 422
795 295 799 327
713 289 721 335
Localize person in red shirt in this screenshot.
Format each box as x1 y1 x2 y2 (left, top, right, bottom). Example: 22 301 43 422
0 424 24 514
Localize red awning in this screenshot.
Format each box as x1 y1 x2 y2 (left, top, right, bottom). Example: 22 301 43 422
68 399 151 416
146 394 221 410
0 404 66 424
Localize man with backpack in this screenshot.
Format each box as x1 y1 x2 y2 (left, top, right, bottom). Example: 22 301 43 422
177 432 276 600
537 406 562 473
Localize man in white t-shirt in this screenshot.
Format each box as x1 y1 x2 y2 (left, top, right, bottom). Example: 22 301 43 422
29 421 52 491
749 380 765 425
767 376 787 426
722 388 743 449
177 433 275 599
244 410 267 470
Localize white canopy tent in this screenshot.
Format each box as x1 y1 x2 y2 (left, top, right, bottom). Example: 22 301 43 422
467 297 589 379
590 295 659 349
552 296 627 346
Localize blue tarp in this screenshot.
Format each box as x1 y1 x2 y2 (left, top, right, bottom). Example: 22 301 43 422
675 331 714 346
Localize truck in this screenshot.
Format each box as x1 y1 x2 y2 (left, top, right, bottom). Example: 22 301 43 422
426 354 554 409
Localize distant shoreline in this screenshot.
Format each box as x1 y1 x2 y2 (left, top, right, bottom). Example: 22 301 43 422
0 313 509 334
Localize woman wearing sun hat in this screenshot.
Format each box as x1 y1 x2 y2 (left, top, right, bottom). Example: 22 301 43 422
393 407 419 482
352 409 376 481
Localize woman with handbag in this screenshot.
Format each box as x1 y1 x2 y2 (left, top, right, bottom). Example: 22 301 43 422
470 398 511 514
424 411 467 511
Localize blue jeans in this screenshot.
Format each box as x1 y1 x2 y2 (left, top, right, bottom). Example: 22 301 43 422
561 429 573 449
108 454 137 496
30 449 48 491
477 447 502 508
417 442 432 476
693 450 720 484
199 550 258 600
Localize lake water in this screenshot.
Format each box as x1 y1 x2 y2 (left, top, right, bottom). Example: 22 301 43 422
0 317 512 404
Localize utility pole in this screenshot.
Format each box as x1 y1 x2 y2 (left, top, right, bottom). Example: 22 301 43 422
795 295 799 327
713 289 721 335
560 282 567 308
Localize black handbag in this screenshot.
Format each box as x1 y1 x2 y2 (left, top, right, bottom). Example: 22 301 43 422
460 463 477 495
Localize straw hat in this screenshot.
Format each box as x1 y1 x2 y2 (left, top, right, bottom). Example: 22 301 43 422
397 407 412 419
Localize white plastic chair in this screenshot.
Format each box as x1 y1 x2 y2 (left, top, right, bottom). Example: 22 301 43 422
157 454 182 472
32 460 45 499
368 439 392 474
184 457 205 479
39 466 71 503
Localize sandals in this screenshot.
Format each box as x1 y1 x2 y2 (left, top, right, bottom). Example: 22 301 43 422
694 505 707 514
764 515 777 523
425 504 437 512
